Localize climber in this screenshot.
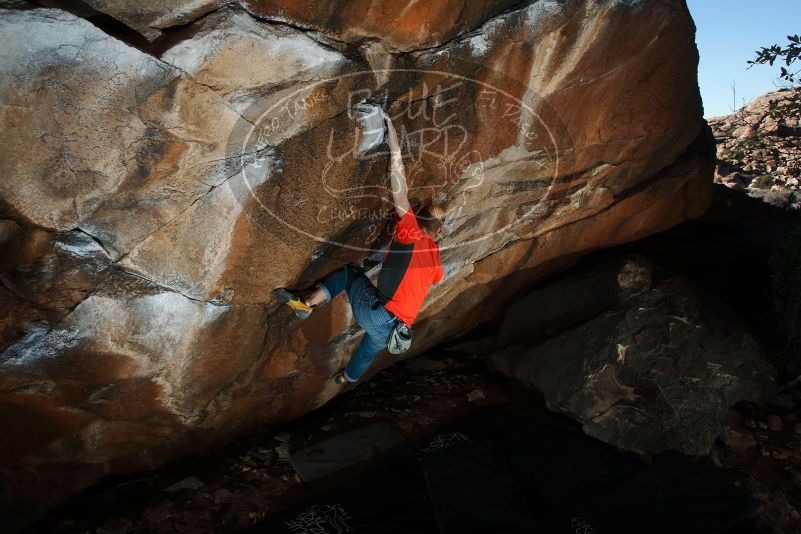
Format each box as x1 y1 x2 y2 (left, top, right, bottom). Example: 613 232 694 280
274 109 445 385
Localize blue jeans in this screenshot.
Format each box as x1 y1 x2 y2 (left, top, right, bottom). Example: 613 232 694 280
319 265 397 382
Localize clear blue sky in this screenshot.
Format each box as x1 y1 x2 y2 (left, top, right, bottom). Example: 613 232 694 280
687 0 801 118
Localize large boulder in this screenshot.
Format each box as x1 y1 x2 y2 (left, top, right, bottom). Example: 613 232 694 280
0 0 713 519
490 271 776 456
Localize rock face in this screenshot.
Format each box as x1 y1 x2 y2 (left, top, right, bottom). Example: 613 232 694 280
81 0 228 41
1 0 712 518
490 259 776 456
710 88 801 209
76 0 522 47
494 254 653 348
242 0 523 51
0 8 257 259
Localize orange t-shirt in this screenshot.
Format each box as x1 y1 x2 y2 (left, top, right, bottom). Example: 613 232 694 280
377 210 443 325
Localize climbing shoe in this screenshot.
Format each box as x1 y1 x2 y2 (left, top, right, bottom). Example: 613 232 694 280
273 288 313 320
334 372 348 385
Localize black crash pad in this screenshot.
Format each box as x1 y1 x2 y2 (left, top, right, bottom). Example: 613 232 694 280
289 420 407 483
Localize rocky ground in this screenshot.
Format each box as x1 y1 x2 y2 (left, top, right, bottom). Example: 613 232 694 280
27 345 517 533
710 88 801 209
717 390 801 534
25 340 801 534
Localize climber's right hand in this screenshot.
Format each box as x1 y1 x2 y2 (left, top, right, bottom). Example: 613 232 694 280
382 111 399 148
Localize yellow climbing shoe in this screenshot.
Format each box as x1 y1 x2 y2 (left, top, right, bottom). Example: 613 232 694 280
273 288 313 319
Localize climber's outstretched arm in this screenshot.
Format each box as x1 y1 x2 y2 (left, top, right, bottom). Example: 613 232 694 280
383 111 410 217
